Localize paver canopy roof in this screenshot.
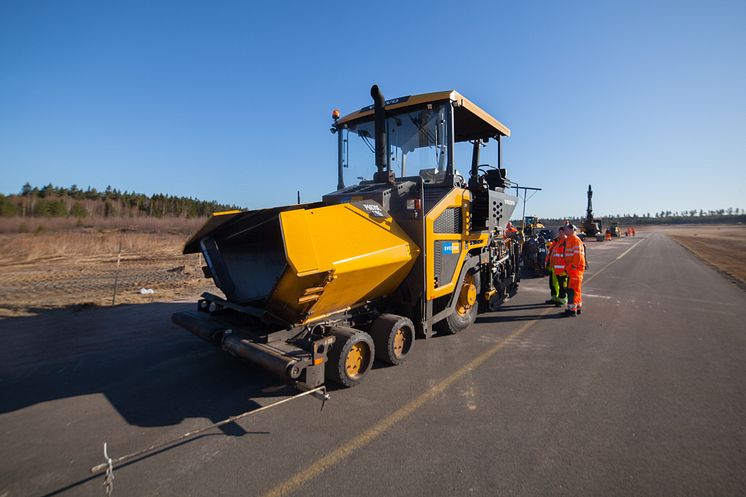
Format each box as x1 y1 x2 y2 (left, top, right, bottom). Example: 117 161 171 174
337 90 511 142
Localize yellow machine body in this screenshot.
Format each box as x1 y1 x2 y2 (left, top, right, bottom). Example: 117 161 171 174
271 203 419 325
424 188 488 300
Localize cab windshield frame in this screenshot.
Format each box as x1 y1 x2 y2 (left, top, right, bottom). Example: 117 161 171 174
336 100 455 187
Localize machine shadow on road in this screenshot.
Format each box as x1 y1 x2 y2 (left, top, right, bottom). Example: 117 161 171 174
0 302 294 436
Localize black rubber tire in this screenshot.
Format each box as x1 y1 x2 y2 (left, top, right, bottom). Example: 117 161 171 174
369 314 415 365
434 270 480 335
325 327 375 387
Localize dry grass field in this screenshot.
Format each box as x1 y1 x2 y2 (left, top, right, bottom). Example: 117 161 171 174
662 225 746 288
0 226 218 317
0 215 206 234
1 221 742 318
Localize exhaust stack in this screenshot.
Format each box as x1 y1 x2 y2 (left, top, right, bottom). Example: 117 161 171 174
370 84 390 183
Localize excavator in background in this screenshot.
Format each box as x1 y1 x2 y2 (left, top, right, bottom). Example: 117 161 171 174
172 85 522 389
581 185 605 241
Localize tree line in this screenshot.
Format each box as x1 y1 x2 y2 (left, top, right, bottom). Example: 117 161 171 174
0 183 241 219
539 209 745 226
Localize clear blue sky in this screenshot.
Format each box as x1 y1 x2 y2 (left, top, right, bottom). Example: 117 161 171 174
1 0 744 218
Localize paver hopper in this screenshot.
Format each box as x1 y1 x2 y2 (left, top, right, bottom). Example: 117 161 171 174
182 202 419 326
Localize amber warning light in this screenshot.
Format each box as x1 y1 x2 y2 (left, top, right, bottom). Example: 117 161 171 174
331 108 341 120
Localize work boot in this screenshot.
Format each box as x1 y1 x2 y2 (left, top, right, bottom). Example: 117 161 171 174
556 298 567 308
564 309 577 317
577 308 582 315
545 298 556 304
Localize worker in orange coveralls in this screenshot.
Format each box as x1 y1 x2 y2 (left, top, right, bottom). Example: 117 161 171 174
504 221 518 239
563 223 586 317
605 229 612 241
631 226 636 237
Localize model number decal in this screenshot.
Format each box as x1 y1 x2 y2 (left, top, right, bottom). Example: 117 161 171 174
362 203 386 218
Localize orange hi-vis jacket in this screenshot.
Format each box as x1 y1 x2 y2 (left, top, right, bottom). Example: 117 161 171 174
564 233 586 272
549 239 567 275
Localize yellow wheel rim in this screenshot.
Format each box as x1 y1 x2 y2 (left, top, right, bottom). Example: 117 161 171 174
345 342 368 379
456 272 477 316
393 328 407 358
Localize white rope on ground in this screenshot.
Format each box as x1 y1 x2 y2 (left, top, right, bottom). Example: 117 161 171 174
91 386 329 496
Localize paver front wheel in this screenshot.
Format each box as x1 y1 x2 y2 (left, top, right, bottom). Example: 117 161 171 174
435 270 480 335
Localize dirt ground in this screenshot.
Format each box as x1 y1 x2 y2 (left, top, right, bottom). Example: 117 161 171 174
0 231 218 317
1 225 742 318
658 225 746 288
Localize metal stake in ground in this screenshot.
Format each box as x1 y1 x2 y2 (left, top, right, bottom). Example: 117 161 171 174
111 239 122 306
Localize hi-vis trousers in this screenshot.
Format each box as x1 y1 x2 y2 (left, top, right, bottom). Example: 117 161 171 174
549 271 567 302
566 269 584 310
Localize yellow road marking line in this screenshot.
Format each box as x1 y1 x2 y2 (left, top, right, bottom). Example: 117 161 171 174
260 314 547 497
261 241 638 497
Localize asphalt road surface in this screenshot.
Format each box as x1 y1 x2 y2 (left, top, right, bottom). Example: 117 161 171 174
1 232 744 497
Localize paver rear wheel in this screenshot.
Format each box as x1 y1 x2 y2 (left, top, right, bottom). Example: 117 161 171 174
370 314 415 365
325 327 374 387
